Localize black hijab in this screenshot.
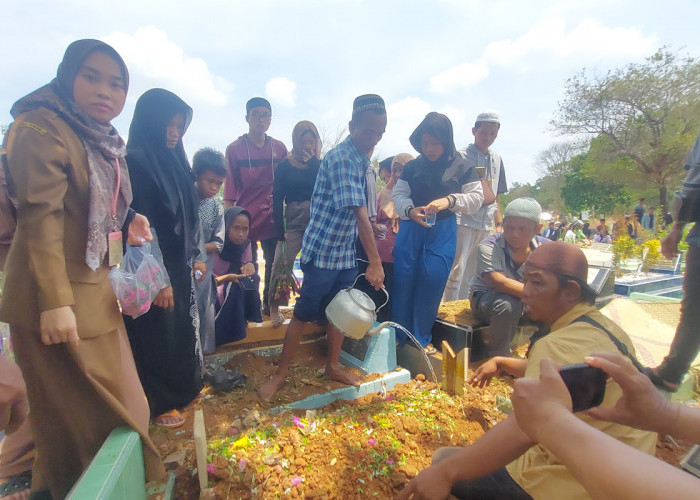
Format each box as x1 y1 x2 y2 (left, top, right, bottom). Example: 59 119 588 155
402 112 479 213
127 89 199 259
10 39 132 270
220 207 251 274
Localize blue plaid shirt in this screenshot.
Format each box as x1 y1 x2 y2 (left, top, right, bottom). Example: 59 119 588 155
301 136 368 269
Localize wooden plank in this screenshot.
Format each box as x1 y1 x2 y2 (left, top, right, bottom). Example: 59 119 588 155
441 341 456 393
225 321 324 346
454 347 469 396
193 409 208 492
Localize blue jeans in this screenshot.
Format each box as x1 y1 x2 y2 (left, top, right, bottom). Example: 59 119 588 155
393 215 456 347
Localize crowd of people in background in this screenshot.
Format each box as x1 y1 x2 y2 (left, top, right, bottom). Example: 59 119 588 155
1 38 699 500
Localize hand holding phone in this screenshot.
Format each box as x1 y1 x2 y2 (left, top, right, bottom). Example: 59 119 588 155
559 363 607 412
512 359 607 443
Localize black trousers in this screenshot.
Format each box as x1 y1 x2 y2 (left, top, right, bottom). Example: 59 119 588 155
451 468 532 499
251 237 278 312
658 245 700 384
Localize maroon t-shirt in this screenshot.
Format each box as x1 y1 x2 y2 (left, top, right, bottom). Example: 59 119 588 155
224 134 288 242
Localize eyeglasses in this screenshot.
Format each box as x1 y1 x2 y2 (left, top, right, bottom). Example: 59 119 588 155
250 111 271 120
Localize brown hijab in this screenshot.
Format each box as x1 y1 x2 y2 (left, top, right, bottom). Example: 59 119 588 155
379 153 414 221
287 120 321 168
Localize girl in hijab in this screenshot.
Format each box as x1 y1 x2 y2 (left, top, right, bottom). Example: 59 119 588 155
268 121 321 327
0 39 162 498
392 113 484 351
214 207 260 345
370 153 414 322
124 89 206 428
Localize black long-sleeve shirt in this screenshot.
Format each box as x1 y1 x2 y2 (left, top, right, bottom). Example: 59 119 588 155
272 157 320 239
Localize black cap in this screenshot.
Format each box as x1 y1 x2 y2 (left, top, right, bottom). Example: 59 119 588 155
246 97 271 114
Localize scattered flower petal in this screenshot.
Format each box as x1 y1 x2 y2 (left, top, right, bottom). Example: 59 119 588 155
291 476 304 486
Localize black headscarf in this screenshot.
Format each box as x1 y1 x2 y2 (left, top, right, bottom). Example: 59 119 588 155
402 112 479 215
126 89 199 259
10 39 132 270
220 207 251 274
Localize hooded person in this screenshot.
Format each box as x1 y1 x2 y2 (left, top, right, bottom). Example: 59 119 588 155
392 112 484 350
268 121 321 327
123 88 205 428
0 39 163 498
213 206 262 345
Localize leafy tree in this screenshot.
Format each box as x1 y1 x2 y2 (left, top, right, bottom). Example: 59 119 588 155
552 48 700 208
560 154 631 214
500 181 536 207
532 140 587 211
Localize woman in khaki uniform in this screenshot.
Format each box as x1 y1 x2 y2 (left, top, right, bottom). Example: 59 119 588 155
0 40 163 498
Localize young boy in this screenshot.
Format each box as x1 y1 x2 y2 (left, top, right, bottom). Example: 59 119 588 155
259 94 387 402
443 111 508 302
192 147 226 354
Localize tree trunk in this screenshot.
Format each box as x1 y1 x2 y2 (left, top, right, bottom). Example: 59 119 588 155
659 184 668 213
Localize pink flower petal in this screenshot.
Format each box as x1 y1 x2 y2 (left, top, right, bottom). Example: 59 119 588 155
206 464 215 475
291 476 304 486
368 438 376 446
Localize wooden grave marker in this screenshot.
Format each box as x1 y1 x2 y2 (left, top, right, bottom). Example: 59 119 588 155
441 341 468 396
193 409 208 492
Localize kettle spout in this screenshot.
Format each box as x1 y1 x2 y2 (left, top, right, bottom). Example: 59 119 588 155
367 321 392 337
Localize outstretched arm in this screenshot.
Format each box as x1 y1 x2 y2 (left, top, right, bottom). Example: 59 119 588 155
512 358 700 500
397 416 534 500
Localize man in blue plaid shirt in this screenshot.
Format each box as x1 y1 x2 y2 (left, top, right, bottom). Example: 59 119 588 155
260 95 386 401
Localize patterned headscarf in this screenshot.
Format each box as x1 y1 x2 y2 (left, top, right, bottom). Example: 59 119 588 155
10 39 132 271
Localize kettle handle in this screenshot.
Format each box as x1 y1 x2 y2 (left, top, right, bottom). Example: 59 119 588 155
351 273 390 313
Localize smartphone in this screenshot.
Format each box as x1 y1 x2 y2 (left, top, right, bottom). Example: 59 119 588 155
559 363 607 412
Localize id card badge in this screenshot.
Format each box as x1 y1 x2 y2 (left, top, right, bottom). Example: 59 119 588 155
108 231 123 267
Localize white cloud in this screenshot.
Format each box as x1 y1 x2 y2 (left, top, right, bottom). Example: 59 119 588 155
265 77 297 108
429 60 490 93
103 26 232 106
378 97 433 158
483 17 657 66
430 17 658 93
387 96 432 121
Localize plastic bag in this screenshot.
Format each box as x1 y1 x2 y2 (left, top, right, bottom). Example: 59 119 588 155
109 241 167 318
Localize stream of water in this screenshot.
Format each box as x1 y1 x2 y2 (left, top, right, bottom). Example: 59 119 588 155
382 322 438 384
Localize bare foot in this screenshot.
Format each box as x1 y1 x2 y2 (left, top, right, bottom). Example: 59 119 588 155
258 374 286 402
325 365 362 387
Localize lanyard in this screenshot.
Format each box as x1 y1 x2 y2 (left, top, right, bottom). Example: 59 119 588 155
112 158 121 229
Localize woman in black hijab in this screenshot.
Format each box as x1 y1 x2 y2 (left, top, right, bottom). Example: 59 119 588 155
392 112 484 350
124 88 205 428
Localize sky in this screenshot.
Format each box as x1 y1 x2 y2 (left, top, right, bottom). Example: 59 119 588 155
2 0 699 186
